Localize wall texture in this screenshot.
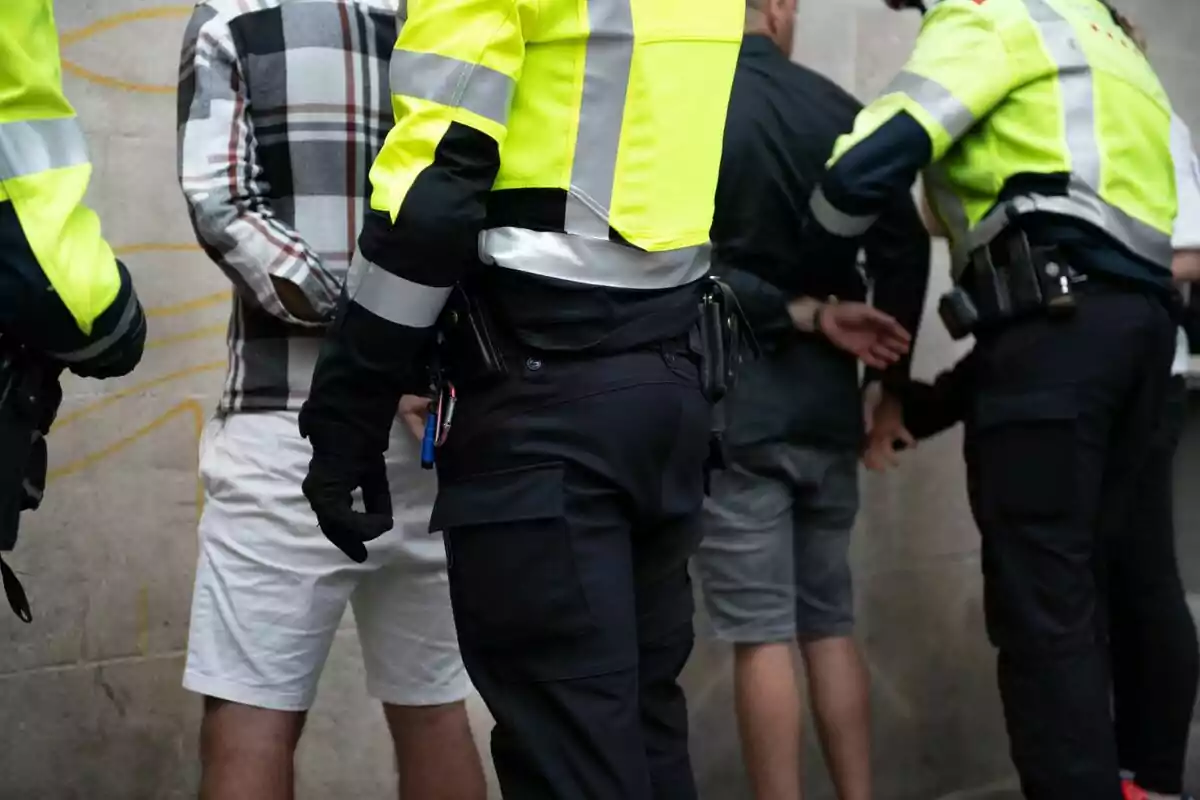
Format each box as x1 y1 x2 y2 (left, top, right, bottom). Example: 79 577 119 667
0 1 1196 798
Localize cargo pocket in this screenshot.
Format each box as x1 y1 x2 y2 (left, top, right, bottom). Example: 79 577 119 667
431 462 593 659
968 390 1078 523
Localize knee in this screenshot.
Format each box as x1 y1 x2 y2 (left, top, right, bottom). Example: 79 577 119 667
384 700 471 737
732 640 794 673
201 697 307 758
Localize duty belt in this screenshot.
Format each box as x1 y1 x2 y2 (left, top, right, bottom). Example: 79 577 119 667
939 225 1084 341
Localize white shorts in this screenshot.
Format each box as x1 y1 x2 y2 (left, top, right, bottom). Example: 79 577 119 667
183 410 468 711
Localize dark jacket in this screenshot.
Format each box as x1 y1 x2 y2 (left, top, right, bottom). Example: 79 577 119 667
713 35 931 450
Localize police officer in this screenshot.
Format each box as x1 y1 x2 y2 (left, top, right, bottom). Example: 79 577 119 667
297 0 911 795
800 0 1184 797
0 0 148 616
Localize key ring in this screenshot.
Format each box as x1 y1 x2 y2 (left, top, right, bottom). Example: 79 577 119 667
435 383 456 447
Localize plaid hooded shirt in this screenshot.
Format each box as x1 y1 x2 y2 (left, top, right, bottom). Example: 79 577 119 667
177 0 397 412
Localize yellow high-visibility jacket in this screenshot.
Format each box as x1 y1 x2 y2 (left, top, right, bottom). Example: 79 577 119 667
340 0 743 329
808 0 1176 282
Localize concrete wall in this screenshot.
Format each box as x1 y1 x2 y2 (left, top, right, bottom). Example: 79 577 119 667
0 1 1196 798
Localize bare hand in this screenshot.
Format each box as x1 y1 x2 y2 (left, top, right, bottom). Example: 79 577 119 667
270 276 323 322
862 385 915 472
818 302 912 369
398 395 432 442
1172 250 1200 283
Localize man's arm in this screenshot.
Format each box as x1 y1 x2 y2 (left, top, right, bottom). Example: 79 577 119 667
176 8 338 325
713 265 797 341
801 1 1014 263
300 0 528 455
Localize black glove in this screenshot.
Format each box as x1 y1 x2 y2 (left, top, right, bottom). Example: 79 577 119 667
298 347 400 562
302 442 393 563
298 280 435 561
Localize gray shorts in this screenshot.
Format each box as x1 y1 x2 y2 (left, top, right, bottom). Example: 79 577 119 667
695 444 859 644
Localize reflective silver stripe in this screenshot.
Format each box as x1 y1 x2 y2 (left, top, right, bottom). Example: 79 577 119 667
389 49 514 127
1025 0 1101 189
564 0 635 238
49 291 142 363
346 250 451 328
0 118 89 182
968 177 1174 267
809 186 877 238
884 71 976 141
938 0 1171 270
480 227 711 290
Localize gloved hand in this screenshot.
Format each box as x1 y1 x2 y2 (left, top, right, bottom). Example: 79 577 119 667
898 350 978 441
302 443 393 563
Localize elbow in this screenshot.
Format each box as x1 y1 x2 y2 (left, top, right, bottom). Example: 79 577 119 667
404 202 483 259
360 207 482 279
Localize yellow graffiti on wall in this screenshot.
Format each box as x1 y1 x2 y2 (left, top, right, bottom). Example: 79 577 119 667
59 6 195 94
48 8 274 522
50 3 236 507
48 240 230 519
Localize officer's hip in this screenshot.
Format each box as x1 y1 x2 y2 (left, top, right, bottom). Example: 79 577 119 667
435 342 707 476
940 226 1176 340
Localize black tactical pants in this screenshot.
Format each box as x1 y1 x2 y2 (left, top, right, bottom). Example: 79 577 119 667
1109 374 1199 794
431 341 711 799
964 283 1178 800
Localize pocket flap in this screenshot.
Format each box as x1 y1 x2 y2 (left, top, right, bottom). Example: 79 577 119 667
430 462 565 532
972 389 1077 433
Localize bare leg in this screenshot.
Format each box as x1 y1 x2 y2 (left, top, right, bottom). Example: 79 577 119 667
734 642 804 800
800 637 871 800
384 701 487 800
199 698 306 800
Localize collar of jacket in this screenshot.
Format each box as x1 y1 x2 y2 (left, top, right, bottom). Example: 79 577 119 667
740 33 784 58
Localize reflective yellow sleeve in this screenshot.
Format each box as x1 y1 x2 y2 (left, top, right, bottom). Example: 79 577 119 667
830 0 1014 166
2 130 121 337
369 0 529 220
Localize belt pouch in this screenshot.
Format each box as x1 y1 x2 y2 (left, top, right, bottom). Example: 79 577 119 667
437 286 509 387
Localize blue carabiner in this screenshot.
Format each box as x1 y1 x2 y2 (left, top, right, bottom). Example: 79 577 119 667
420 408 438 470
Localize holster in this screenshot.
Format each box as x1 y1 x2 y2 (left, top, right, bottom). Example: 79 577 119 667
435 285 508 388
697 276 760 487
699 276 758 404
0 341 61 623
940 224 1080 340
